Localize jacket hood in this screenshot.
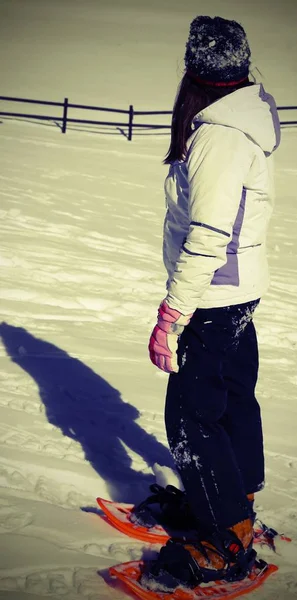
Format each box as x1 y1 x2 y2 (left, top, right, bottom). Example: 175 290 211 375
193 83 281 156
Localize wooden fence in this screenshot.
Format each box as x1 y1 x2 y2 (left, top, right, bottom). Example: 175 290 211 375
0 95 296 140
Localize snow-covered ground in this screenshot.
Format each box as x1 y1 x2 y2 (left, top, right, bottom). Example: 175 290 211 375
1 1 297 599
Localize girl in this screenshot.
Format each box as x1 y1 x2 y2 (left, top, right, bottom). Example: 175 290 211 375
143 15 281 591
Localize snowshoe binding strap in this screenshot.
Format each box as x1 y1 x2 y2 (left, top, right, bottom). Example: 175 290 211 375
129 484 189 529
139 529 257 591
254 519 279 551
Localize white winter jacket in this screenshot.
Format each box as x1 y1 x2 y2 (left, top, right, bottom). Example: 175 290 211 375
164 83 281 315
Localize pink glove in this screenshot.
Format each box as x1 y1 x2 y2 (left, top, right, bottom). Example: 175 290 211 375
148 300 193 373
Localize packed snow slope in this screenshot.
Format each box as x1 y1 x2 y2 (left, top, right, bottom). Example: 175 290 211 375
0 1 297 599
1 0 297 107
0 117 297 600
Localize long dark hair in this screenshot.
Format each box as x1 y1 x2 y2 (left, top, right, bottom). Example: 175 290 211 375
164 72 254 164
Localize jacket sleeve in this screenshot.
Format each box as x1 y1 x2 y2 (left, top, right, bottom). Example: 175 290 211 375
165 124 253 314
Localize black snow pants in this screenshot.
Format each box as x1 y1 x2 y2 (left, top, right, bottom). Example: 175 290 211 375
165 299 264 534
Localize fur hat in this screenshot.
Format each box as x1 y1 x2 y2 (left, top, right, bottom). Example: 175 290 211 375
185 16 251 85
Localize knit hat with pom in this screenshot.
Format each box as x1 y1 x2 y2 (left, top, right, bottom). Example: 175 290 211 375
185 16 251 86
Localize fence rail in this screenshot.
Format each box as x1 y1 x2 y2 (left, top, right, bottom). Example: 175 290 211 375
0 95 296 140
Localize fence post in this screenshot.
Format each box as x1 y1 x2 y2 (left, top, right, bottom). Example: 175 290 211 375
128 104 134 141
62 97 68 134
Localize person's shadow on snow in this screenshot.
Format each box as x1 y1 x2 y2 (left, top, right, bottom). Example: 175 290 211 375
0 322 173 503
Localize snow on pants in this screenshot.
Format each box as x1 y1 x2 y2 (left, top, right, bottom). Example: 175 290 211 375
164 299 264 534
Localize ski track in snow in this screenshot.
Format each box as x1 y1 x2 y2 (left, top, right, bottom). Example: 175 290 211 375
0 118 297 599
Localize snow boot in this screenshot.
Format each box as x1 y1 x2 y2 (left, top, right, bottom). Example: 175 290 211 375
130 484 256 532
129 484 196 529
247 492 256 524
140 518 256 592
